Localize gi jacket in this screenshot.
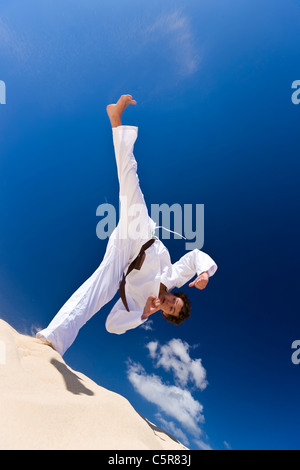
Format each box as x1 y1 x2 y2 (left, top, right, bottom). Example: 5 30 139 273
105 239 217 334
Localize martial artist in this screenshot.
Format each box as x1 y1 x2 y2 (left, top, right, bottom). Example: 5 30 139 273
37 95 217 356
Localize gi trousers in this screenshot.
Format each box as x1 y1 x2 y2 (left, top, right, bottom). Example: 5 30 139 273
36 126 154 356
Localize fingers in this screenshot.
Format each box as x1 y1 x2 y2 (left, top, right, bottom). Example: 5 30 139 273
148 295 160 308
189 275 209 289
148 295 157 301
196 280 207 289
195 278 209 289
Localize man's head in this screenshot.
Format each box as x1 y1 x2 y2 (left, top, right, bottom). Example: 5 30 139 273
160 291 191 325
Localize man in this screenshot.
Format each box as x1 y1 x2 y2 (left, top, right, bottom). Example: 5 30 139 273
36 95 217 356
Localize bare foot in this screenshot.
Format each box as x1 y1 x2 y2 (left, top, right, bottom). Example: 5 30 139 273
106 94 137 128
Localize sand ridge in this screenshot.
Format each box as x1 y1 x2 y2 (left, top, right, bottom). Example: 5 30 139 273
0 319 188 450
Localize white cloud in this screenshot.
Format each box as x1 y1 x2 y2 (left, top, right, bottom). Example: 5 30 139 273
146 338 208 391
0 17 31 63
193 439 213 451
140 319 154 331
224 440 232 450
127 360 204 436
147 340 158 358
145 10 201 78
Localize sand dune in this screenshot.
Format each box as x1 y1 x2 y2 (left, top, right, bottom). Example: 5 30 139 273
0 319 188 450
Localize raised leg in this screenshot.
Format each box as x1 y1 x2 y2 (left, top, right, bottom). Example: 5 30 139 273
107 96 156 260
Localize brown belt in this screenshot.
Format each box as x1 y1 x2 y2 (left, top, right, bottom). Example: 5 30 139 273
119 238 156 312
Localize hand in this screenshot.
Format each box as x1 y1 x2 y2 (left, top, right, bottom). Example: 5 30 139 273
141 295 161 320
189 271 209 290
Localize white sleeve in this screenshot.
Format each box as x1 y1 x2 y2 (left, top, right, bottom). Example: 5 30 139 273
160 249 218 291
105 298 146 335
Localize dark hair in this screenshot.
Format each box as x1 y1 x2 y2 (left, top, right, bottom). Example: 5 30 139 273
162 292 191 326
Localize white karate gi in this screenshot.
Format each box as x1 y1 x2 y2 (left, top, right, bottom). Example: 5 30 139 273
37 126 217 356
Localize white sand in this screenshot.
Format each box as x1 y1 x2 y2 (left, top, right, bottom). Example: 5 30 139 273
0 319 188 450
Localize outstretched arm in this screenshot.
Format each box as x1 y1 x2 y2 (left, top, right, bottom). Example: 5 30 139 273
160 249 217 292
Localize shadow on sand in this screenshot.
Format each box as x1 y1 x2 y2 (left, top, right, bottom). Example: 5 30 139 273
51 358 94 396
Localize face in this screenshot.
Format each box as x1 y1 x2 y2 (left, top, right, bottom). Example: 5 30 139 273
160 292 184 318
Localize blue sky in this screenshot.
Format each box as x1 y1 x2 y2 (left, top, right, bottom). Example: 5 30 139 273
1 0 300 450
